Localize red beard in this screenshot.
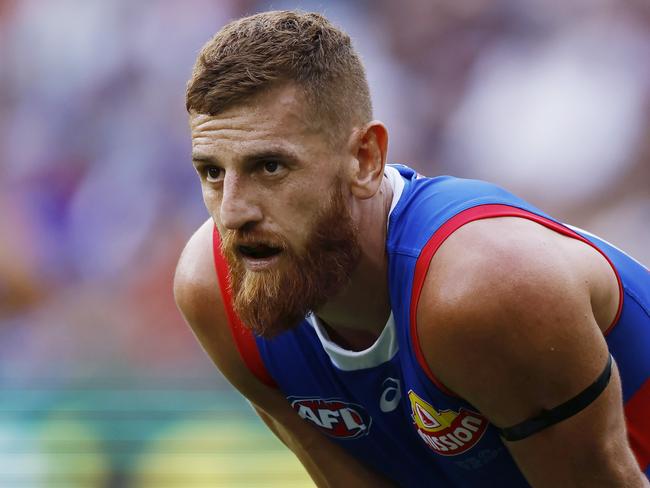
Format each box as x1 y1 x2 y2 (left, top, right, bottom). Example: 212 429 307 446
221 185 361 338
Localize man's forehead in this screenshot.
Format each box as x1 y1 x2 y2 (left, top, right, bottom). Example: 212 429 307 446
190 84 318 135
190 113 314 157
189 96 330 163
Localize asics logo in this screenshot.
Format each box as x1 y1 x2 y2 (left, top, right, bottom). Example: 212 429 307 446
380 377 402 413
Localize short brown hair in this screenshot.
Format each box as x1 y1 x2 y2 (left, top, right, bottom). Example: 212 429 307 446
186 10 372 142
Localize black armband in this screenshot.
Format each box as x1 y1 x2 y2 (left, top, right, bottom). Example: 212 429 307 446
499 354 613 442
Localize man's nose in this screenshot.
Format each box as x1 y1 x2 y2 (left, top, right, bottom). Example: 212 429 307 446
219 173 263 230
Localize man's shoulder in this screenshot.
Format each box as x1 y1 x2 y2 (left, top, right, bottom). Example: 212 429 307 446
415 216 614 426
418 215 617 326
423 216 596 307
173 219 262 393
416 215 597 380
173 218 222 324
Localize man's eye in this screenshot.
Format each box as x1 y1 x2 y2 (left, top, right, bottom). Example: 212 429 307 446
263 161 279 174
206 166 222 181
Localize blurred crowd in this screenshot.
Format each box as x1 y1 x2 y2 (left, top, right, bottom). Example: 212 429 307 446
0 0 648 485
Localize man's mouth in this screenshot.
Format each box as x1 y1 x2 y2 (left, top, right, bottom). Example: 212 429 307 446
237 244 283 260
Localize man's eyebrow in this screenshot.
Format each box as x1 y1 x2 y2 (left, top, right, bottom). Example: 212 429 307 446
191 154 218 167
191 148 301 168
243 149 300 165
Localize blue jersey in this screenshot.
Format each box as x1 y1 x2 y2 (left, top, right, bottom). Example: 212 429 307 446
213 164 650 486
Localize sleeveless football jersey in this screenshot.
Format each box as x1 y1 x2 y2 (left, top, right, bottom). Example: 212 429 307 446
212 164 650 486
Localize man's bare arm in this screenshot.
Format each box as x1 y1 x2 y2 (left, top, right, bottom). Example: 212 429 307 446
418 217 648 487
173 219 396 488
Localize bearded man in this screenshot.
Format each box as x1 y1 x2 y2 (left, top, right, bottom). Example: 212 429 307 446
174 10 650 487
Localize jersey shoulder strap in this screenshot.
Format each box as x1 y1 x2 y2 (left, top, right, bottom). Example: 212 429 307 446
212 226 278 388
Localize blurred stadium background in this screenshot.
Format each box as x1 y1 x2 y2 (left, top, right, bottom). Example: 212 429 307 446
0 0 648 486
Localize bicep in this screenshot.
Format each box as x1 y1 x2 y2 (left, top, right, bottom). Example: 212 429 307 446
433 302 638 485
503 359 641 486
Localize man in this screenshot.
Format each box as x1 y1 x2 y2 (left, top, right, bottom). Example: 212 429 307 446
175 10 650 487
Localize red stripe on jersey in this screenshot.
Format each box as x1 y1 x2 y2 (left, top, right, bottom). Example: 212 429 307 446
626 378 650 471
410 204 624 398
212 226 278 388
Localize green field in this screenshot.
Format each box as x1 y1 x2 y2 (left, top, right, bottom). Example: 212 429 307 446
1 384 313 487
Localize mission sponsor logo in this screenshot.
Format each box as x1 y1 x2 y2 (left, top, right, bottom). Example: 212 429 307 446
289 397 372 439
408 390 488 456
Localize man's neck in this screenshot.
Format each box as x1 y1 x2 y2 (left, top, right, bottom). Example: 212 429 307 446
314 175 394 350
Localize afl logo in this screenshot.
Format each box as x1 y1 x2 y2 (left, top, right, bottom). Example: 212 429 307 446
408 390 488 456
289 397 372 440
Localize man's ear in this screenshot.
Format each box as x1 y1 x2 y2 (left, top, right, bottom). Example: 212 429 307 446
348 121 388 200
